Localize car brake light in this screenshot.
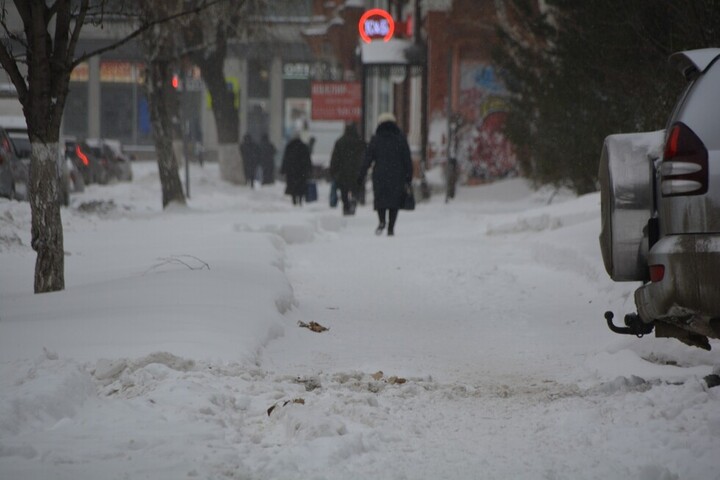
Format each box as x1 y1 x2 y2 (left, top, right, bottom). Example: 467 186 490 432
649 264 665 282
660 122 708 196
76 145 89 166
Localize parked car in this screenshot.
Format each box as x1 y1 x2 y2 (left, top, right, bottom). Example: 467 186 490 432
65 152 85 194
86 138 133 182
65 138 109 185
600 48 720 350
3 125 31 200
0 127 17 199
1 119 71 206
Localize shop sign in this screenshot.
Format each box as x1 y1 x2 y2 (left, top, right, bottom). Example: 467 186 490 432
283 63 310 80
100 61 142 83
311 81 361 121
71 61 145 83
359 9 395 44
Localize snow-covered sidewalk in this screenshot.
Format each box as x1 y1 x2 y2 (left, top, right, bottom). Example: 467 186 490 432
1 161 718 480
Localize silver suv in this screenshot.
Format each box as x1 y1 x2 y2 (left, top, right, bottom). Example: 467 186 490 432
600 48 720 350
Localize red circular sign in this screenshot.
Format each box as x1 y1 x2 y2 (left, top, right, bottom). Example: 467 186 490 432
359 9 395 44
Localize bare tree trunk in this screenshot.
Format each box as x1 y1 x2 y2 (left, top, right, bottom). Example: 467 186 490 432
13 0 74 293
195 50 238 144
190 28 244 184
198 53 244 184
147 59 187 208
30 142 64 292
217 144 245 184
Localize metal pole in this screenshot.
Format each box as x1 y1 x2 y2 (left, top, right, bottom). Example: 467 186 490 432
361 64 367 142
414 0 430 198
182 68 190 199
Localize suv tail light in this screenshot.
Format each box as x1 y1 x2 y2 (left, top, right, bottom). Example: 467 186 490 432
660 122 708 196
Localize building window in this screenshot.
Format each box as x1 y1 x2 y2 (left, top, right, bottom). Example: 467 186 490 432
248 59 270 99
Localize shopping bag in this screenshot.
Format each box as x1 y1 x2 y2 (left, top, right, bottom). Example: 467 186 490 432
306 181 318 202
401 183 415 211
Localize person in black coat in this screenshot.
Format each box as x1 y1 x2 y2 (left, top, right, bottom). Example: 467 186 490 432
240 134 260 187
259 134 276 184
358 112 413 236
330 122 366 215
280 133 312 206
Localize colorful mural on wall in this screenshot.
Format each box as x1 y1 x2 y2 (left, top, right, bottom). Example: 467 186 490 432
455 62 516 183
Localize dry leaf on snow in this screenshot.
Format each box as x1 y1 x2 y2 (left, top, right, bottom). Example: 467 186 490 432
298 321 329 333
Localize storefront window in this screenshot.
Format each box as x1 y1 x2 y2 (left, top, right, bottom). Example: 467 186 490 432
248 59 270 98
101 83 134 142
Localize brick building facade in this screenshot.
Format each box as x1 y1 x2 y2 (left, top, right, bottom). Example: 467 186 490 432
304 0 521 182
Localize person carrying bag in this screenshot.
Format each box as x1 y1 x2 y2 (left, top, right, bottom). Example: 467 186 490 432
358 112 414 236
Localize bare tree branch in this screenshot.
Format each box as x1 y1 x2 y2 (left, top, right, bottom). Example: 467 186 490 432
67 0 89 68
0 38 28 100
71 0 231 68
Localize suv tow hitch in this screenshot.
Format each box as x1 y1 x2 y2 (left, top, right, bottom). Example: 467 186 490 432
604 311 654 338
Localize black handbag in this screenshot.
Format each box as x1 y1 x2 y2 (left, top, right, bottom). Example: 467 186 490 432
402 183 415 211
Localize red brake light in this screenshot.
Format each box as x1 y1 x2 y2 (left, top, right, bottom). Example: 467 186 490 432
660 122 708 197
664 125 680 158
76 145 89 166
649 264 665 282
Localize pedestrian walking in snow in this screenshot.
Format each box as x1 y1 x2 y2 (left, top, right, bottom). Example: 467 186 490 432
259 134 276 184
240 134 260 188
330 122 366 215
280 132 312 206
358 112 413 236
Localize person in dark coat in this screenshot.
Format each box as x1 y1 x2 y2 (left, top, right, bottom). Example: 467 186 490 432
358 112 413 236
259 134 276 184
330 123 366 215
280 133 312 206
240 134 260 187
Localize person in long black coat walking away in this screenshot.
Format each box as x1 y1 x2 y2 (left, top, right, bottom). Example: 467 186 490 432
330 122 365 215
259 134 276 184
240 134 260 187
358 112 413 236
280 133 312 206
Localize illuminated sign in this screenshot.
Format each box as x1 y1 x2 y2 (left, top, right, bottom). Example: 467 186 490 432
359 9 395 44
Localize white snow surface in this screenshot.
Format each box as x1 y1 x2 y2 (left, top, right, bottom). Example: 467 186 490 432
1 162 718 480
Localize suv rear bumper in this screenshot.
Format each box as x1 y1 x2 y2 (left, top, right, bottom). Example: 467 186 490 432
635 234 720 338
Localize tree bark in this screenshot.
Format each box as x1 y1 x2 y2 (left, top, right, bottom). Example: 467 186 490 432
30 142 65 292
194 49 239 145
147 59 187 208
5 0 76 293
190 30 244 184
